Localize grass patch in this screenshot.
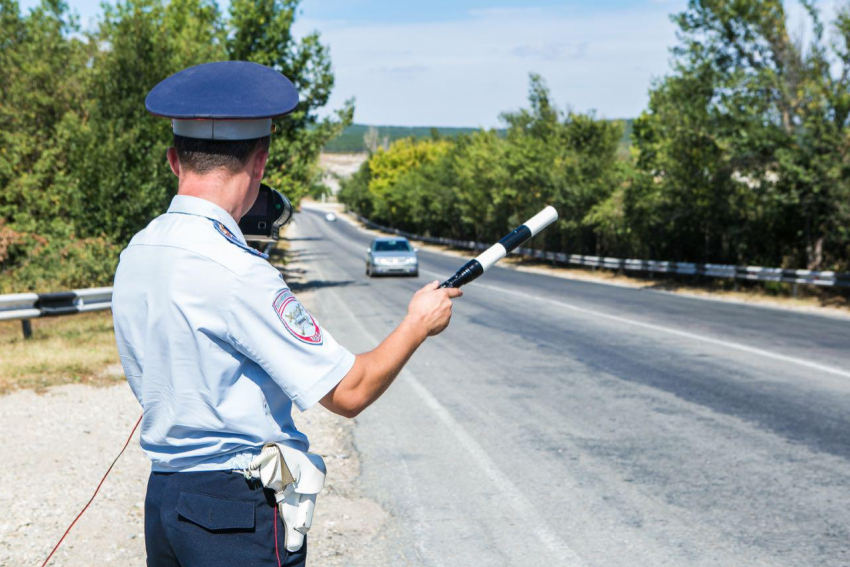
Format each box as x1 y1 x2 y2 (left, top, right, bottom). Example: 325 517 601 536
0 311 123 394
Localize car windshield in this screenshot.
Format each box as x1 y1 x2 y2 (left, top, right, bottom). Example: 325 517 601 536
374 240 412 252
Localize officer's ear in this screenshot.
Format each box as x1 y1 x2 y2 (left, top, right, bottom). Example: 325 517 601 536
166 147 181 177
249 147 269 181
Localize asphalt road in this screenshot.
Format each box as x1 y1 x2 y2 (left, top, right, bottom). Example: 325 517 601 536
293 208 850 567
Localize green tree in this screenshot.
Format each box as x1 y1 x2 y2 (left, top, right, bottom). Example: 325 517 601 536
71 0 226 244
0 0 92 233
0 0 113 292
501 75 623 255
452 130 510 242
228 0 354 205
338 159 375 219
632 0 850 269
0 0 352 292
342 75 624 258
365 138 451 226
382 148 463 238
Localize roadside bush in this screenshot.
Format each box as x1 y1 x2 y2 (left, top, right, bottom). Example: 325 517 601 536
341 75 624 258
0 221 119 293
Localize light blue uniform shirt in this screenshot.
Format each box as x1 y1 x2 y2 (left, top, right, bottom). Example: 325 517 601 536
112 195 355 472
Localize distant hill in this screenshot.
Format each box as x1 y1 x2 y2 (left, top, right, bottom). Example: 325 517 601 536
323 124 496 153
324 120 635 155
617 119 634 158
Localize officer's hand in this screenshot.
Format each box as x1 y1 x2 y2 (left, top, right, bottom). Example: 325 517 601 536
406 281 463 337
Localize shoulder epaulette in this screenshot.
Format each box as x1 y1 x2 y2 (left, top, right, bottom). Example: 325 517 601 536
212 220 269 260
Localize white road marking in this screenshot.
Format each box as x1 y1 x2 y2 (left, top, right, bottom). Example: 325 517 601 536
295 218 444 566
401 370 585 566
303 221 585 565
420 268 850 380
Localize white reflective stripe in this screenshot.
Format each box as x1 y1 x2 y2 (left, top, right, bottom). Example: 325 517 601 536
173 118 272 140
523 206 558 236
475 243 507 270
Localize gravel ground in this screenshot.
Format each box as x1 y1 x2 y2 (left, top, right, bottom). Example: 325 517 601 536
0 383 389 567
0 285 390 566
0 383 148 566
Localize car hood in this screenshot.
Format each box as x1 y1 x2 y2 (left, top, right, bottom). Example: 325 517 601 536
372 251 416 259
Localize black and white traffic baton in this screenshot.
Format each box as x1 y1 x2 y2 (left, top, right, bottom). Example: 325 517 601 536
439 206 559 289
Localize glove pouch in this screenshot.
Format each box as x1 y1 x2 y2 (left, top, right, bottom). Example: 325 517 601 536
245 443 326 552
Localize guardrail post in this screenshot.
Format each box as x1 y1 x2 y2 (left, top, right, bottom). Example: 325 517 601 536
792 282 798 298
21 319 32 340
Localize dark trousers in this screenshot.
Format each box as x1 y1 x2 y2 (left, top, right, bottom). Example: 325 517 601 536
145 470 307 567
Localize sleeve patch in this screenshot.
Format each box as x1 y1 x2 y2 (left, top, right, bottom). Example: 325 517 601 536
273 289 323 345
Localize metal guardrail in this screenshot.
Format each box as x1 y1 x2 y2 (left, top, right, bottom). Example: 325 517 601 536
0 287 113 338
1 220 844 339
356 216 850 289
0 241 274 339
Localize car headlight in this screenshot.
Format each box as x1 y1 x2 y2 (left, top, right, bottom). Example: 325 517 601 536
405 257 418 265
375 258 392 265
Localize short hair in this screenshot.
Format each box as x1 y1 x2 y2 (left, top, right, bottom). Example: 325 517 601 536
173 135 270 175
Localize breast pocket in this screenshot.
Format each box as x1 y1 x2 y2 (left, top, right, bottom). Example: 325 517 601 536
176 491 255 532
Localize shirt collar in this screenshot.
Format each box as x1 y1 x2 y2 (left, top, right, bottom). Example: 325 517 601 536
167 195 246 244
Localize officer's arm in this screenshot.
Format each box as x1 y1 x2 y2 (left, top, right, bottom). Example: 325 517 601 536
320 281 462 418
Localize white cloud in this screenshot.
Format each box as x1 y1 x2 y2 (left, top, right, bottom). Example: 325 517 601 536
512 42 587 61
295 3 687 127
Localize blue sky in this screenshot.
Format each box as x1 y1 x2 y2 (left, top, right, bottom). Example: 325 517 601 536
292 1 689 126
21 1 696 126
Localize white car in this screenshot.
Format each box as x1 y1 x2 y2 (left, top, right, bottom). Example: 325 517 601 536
325 213 337 222
365 237 419 277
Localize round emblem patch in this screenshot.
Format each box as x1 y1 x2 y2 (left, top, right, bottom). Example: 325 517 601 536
273 289 323 345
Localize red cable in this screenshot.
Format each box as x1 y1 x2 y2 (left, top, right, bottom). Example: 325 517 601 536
41 413 143 567
274 505 282 566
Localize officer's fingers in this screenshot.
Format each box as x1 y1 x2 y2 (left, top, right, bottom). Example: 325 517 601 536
416 281 440 295
442 287 463 299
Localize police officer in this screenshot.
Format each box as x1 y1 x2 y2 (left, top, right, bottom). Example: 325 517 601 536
112 61 462 567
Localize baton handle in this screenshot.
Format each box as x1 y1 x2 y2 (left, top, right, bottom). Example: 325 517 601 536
439 259 484 289
439 206 558 289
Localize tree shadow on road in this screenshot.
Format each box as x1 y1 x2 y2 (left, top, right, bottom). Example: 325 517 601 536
278 264 359 293
288 279 358 293
285 249 327 261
